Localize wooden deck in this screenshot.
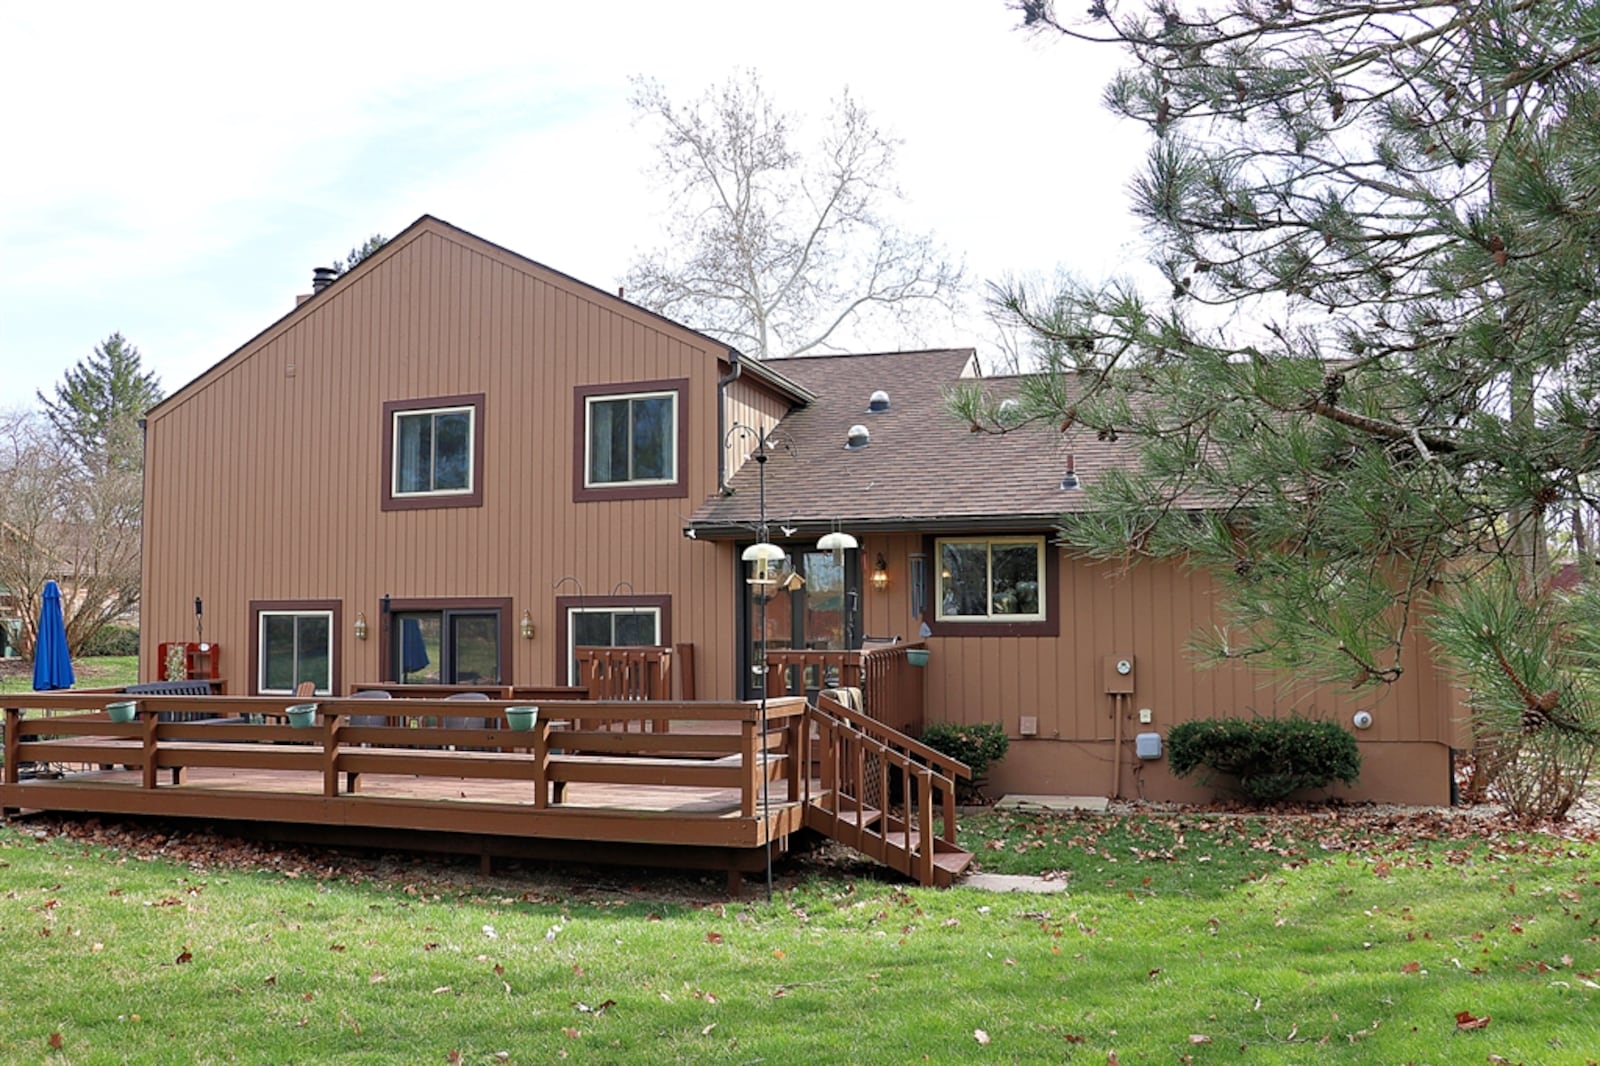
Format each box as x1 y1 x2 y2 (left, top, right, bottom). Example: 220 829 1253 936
3 690 972 888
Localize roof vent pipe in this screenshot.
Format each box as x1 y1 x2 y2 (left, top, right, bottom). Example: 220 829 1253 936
1060 453 1080 490
867 389 890 413
845 424 871 450
312 266 338 294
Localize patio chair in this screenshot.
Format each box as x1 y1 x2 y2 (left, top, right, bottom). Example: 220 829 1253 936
442 691 491 750
346 689 393 728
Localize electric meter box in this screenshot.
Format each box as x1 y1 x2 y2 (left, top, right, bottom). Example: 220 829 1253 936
1135 732 1163 760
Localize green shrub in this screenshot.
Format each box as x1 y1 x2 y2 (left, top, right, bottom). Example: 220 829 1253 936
1166 715 1360 805
81 625 140 657
920 721 1010 780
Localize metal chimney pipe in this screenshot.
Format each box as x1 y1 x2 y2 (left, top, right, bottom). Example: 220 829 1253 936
311 266 338 293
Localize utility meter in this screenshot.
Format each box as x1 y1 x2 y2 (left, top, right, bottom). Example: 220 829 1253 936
1104 654 1135 694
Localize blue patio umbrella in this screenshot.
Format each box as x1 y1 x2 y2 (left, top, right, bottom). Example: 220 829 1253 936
32 580 75 691
401 618 430 675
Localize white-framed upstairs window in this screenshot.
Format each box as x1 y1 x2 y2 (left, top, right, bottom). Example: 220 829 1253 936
585 390 677 487
935 536 1047 622
258 610 333 695
394 405 475 496
382 393 485 511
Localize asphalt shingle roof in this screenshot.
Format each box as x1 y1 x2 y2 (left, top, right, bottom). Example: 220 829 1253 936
689 349 1135 537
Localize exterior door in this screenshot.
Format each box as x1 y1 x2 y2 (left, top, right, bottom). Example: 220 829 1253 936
392 609 502 684
743 548 859 698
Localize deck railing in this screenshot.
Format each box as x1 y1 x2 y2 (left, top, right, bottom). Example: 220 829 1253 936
764 642 928 735
3 694 806 831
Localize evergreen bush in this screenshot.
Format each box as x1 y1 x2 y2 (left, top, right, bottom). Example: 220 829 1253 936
82 625 140 657
1167 716 1360 805
919 721 1010 795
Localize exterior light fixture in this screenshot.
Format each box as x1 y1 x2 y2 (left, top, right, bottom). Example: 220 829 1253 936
354 611 369 641
520 609 535 639
872 552 889 591
742 542 786 586
817 527 859 566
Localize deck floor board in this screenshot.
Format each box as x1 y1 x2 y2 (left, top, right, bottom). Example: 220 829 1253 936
10 765 759 815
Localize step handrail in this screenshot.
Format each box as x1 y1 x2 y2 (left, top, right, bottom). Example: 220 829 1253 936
814 694 971 781
802 703 961 883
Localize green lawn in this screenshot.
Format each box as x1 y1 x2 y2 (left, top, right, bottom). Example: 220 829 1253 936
0 654 139 694
2 808 1596 1063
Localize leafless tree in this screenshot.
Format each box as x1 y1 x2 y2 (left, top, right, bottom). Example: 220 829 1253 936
625 71 964 359
0 409 143 659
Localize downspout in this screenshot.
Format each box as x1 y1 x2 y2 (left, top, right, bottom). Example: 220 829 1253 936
716 346 743 496
1111 693 1125 800
138 416 150 682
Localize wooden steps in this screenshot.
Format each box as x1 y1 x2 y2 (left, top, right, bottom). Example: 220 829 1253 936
800 701 973 887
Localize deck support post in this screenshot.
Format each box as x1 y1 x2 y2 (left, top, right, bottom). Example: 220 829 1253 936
141 713 158 790
740 721 759 817
3 708 20 787
322 715 342 797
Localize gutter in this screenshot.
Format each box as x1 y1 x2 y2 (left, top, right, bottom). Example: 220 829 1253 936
716 347 743 496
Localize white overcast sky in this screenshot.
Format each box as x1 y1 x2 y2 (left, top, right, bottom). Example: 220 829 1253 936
0 1 1153 410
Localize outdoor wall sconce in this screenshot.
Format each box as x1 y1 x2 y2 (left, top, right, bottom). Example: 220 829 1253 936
742 542 786 586
872 553 889 591
354 612 369 641
520 609 536 640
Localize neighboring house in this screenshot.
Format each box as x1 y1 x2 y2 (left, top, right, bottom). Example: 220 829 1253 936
139 215 1465 806
0 587 19 658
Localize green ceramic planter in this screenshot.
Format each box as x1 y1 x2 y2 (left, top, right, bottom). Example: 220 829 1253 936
106 700 138 723
286 703 319 729
505 706 539 731
906 649 930 667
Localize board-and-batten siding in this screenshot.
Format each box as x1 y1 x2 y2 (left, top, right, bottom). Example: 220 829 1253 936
860 531 1461 801
141 224 740 696
722 376 791 484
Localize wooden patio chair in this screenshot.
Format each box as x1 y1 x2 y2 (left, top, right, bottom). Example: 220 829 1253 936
294 681 316 699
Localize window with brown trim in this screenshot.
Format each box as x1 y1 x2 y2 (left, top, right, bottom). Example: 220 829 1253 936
249 599 342 695
381 393 485 511
555 594 672 684
572 379 689 501
920 534 1060 638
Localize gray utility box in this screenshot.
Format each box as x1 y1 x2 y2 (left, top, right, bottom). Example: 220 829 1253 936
1135 732 1163 760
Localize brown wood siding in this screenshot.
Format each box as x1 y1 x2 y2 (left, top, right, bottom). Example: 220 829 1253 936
861 532 1459 751
141 221 741 702
722 375 790 483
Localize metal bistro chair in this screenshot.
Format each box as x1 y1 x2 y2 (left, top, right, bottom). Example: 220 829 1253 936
442 691 491 750
346 689 394 728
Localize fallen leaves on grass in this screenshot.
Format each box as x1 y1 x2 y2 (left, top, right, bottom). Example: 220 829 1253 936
1454 1010 1491 1031
974 1029 991 1045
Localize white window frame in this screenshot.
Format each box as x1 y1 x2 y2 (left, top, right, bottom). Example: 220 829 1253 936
583 390 678 488
934 536 1047 622
391 404 476 498
257 610 334 695
566 605 663 685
